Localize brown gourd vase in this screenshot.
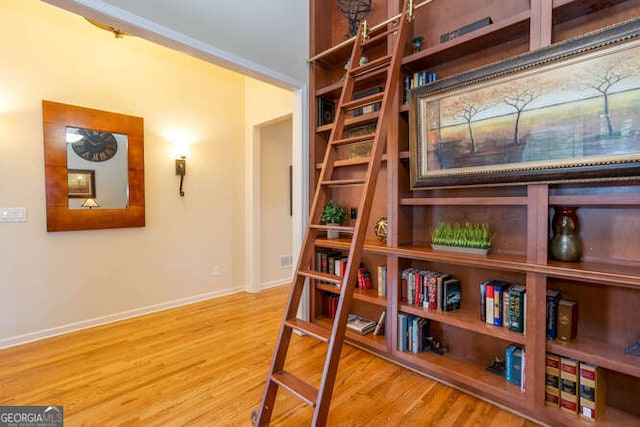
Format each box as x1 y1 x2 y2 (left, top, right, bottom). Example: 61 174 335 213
550 207 582 262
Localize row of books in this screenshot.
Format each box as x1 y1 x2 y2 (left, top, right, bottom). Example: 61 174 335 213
480 280 526 333
545 353 605 421
323 295 386 336
400 268 461 312
505 344 526 391
397 313 432 353
546 289 578 341
402 71 439 104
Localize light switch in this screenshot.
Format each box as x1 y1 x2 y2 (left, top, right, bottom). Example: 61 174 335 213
0 208 27 222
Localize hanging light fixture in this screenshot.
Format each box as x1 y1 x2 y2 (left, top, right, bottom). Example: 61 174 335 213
337 0 372 39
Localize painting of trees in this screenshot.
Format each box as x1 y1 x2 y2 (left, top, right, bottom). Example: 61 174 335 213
579 56 638 137
444 94 491 154
499 79 544 145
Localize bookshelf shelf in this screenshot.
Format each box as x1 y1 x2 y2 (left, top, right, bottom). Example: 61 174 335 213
548 337 640 379
402 10 532 73
309 0 640 424
393 349 526 405
316 317 387 353
399 304 527 346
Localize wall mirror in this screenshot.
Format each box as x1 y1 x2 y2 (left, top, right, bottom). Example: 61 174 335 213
43 100 145 232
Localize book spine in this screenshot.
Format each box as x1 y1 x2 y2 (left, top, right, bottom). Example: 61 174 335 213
511 348 523 387
398 313 408 352
560 357 579 414
505 344 516 384
558 300 578 341
503 287 510 328
579 363 605 421
509 286 525 333
493 284 503 326
546 290 560 340
428 275 438 310
545 353 561 407
480 281 486 322
486 284 494 324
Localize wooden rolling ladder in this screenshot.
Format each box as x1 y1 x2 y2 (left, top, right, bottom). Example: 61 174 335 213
254 2 412 425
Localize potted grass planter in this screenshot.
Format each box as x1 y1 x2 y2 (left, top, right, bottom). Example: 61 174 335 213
321 200 347 239
431 222 492 255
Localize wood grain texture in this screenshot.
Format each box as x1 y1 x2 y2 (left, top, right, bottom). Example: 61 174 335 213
0 286 539 426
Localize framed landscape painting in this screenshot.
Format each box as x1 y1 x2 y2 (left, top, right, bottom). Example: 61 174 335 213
410 18 640 189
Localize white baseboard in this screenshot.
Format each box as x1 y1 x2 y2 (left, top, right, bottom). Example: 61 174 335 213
0 287 242 350
261 279 290 290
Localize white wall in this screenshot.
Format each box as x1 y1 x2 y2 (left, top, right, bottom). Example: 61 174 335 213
0 0 293 346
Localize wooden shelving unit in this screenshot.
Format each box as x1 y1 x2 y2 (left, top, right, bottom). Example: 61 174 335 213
308 0 640 425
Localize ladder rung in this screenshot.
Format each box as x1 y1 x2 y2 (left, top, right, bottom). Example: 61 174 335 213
332 133 374 147
271 371 318 407
321 178 365 187
299 269 342 285
344 111 380 127
363 27 398 46
285 318 331 343
354 66 388 84
309 224 356 234
349 55 392 77
342 92 384 112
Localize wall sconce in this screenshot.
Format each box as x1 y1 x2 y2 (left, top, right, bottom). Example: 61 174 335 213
81 198 99 209
175 156 186 197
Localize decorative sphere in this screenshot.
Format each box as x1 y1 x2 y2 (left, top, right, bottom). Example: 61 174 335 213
373 217 388 243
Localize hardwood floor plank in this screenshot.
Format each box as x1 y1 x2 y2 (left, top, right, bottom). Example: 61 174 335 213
0 285 540 426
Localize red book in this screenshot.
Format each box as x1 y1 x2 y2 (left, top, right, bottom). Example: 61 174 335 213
485 284 494 324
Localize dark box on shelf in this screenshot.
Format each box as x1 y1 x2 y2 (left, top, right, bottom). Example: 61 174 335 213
440 17 493 43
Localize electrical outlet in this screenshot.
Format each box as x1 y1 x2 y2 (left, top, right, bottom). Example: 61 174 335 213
212 266 221 276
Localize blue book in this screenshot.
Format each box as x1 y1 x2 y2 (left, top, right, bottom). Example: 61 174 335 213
505 344 517 384
546 289 560 340
398 313 408 352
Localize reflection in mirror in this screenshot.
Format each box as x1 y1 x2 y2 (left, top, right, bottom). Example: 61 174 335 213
66 126 129 209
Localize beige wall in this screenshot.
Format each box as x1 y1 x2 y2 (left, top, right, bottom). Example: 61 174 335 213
260 118 293 286
0 0 293 345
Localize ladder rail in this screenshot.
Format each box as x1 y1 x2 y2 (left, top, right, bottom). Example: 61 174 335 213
255 2 412 425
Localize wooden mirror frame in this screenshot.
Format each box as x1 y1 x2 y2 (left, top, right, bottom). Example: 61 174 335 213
43 100 145 232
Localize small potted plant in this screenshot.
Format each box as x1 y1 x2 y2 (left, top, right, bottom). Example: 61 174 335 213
321 200 347 239
431 222 492 255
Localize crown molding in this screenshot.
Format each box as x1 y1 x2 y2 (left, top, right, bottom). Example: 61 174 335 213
42 0 305 90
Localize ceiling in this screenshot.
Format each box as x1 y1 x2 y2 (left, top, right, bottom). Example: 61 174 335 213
42 0 310 88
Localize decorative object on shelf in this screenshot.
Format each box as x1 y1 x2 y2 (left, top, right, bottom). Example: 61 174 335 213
317 97 335 126
411 19 640 189
550 207 582 262
359 55 369 66
80 198 99 210
424 335 445 355
486 356 505 376
412 35 423 53
431 222 491 254
439 17 492 43
321 200 347 239
626 337 640 357
337 0 372 39
373 216 387 243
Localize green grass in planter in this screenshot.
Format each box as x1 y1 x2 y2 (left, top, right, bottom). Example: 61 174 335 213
431 222 491 249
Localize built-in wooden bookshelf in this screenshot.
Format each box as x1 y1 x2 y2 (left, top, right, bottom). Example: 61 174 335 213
308 0 640 425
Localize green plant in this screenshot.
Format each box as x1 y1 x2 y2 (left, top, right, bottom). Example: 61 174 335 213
321 200 347 224
431 222 492 249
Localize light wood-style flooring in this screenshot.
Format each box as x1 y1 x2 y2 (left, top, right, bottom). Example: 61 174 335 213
0 285 540 426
